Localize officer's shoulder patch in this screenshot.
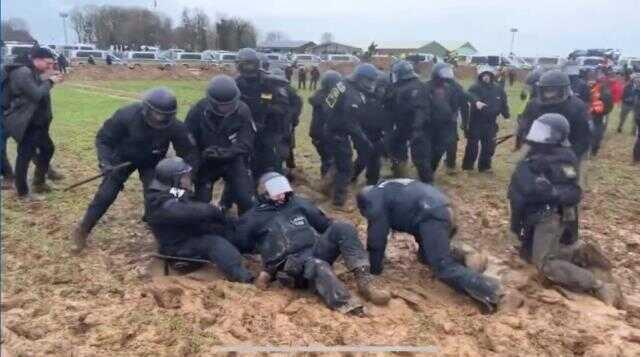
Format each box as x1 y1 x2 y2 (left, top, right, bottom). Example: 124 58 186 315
325 86 343 109
336 82 346 93
561 165 577 179
260 92 273 100
290 215 307 226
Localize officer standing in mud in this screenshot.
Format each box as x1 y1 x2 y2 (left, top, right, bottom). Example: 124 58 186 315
444 68 471 174
234 48 290 178
184 75 255 214
323 63 379 207
270 68 303 178
144 157 254 283
233 172 390 313
462 66 510 172
308 70 342 177
356 179 503 311
509 113 621 306
71 87 199 253
387 60 431 181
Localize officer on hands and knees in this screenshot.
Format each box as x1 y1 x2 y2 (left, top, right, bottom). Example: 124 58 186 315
356 179 503 311
509 113 621 306
308 70 342 177
234 48 290 178
72 87 199 253
234 172 391 312
323 63 378 207
185 75 255 214
144 157 254 283
387 60 432 181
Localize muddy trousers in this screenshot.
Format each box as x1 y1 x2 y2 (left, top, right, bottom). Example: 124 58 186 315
14 124 54 196
590 118 606 156
389 128 433 183
427 121 458 176
462 121 498 172
159 234 253 283
312 137 334 176
445 131 458 169
79 165 154 233
353 135 383 185
532 213 599 291
329 135 354 206
195 159 254 214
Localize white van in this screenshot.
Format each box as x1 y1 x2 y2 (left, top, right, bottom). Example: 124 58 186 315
174 52 210 67
326 54 360 64
70 50 122 65
1 42 33 63
292 54 321 68
123 51 174 68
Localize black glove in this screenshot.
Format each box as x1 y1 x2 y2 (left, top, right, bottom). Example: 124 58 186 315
99 161 116 175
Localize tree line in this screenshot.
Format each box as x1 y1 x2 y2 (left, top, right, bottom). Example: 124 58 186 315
68 5 257 52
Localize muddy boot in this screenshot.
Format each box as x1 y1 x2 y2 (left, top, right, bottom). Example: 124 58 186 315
1 176 14 190
391 160 409 178
450 241 488 274
354 267 391 305
574 241 612 271
254 271 272 290
17 193 45 202
463 275 503 313
32 169 52 193
71 224 90 254
336 296 365 315
46 167 65 181
594 281 623 307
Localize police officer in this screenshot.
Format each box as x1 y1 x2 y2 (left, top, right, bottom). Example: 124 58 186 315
563 61 590 104
144 157 254 283
619 73 639 135
423 63 460 179
462 66 510 172
585 68 614 157
324 63 377 207
517 70 592 162
308 70 342 177
356 179 503 311
387 60 431 181
352 70 393 185
234 172 391 312
520 67 545 102
629 74 640 163
509 114 620 305
444 69 471 174
270 67 303 176
72 87 199 253
310 66 320 91
185 75 255 214
234 48 290 178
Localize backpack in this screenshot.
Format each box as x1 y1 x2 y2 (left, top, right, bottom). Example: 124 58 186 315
1 64 25 111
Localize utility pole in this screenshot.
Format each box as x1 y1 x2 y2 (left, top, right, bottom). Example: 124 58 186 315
509 28 518 56
60 12 69 45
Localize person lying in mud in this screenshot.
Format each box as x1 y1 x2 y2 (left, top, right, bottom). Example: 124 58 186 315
509 113 623 306
232 172 391 313
143 157 254 283
356 178 503 312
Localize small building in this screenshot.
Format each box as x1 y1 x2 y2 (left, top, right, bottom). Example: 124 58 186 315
417 41 478 58
310 42 362 56
257 40 317 54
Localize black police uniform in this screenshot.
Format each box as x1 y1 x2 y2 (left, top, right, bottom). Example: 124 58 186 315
233 194 370 309
357 179 500 307
144 184 253 282
569 76 591 104
235 72 290 177
308 89 334 176
518 96 592 159
77 103 198 234
462 75 510 171
388 77 432 182
352 77 393 185
185 98 255 213
282 84 303 171
324 79 372 205
445 80 471 170
423 77 460 178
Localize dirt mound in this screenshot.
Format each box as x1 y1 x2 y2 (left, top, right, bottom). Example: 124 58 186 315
65 64 236 81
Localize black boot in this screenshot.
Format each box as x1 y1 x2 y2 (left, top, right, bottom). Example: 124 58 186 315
32 168 52 193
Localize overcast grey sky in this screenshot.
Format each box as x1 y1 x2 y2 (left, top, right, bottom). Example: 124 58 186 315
3 0 640 57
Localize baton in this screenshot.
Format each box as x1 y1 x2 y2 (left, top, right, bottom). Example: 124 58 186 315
63 162 132 192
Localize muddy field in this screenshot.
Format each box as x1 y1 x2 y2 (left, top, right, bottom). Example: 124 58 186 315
1 67 640 356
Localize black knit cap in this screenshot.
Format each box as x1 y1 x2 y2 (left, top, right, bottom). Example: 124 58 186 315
31 47 55 60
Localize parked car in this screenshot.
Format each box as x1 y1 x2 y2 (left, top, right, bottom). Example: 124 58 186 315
123 51 174 69
262 52 291 70
174 52 211 68
325 54 360 64
70 50 123 65
575 56 605 71
533 56 567 69
617 57 640 73
208 51 237 68
292 53 321 68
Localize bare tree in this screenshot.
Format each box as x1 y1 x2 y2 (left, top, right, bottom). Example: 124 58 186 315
320 32 334 44
1 18 35 43
215 16 257 51
264 31 289 43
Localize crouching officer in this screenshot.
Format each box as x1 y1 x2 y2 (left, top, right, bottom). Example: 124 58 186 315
72 88 199 253
309 70 342 176
185 75 255 214
324 63 378 207
144 157 254 282
234 48 290 177
462 66 510 172
357 179 503 311
234 172 391 312
509 114 620 305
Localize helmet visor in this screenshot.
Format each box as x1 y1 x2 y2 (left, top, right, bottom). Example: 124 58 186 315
238 61 259 75
539 86 567 105
211 100 239 117
145 109 175 129
437 66 455 80
359 77 376 93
